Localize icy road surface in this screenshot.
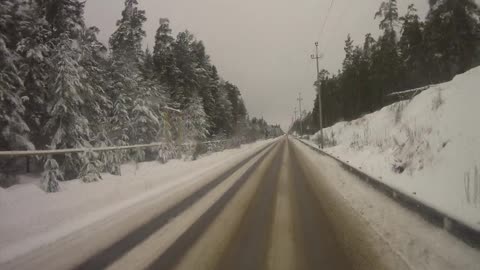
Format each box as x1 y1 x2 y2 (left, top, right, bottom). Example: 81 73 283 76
2 136 480 270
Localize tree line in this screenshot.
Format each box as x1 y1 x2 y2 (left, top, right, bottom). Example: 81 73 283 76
0 0 279 187
293 0 480 134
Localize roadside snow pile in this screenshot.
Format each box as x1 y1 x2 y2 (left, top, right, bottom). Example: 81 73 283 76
310 67 480 230
0 139 275 263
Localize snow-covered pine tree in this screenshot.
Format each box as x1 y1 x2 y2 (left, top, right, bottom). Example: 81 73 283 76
43 33 92 178
79 150 102 183
41 157 62 192
182 94 209 142
224 81 246 132
103 58 133 171
95 131 121 175
178 93 208 159
339 34 359 119
375 0 399 39
109 0 146 64
207 66 222 135
362 33 376 60
130 82 161 145
78 26 110 141
0 0 32 150
359 34 376 113
371 0 403 103
77 26 114 178
171 30 198 106
190 41 215 134
108 0 148 142
399 4 428 88
0 41 31 150
105 58 132 143
143 47 172 145
213 82 234 136
16 5 53 149
142 47 155 79
0 0 34 187
153 18 176 86
35 0 85 39
342 34 354 71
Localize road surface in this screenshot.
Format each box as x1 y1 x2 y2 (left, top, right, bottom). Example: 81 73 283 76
2 136 410 270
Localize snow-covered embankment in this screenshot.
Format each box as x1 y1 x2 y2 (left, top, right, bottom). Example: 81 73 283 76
309 67 480 230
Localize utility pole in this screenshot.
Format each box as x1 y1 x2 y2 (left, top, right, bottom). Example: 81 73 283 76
297 93 303 135
294 107 297 123
311 41 324 149
290 116 294 134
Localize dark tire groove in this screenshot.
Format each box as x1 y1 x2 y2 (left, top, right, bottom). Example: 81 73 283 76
213 140 285 270
73 142 276 270
288 140 351 270
145 141 280 270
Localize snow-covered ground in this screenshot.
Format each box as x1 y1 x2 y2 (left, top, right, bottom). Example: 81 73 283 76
0 139 275 263
294 140 480 270
308 67 480 231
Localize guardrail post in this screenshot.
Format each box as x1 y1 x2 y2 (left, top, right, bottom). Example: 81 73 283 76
443 217 452 231
26 156 30 173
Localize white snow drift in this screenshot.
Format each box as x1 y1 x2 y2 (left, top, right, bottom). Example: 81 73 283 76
0 139 275 263
309 66 480 230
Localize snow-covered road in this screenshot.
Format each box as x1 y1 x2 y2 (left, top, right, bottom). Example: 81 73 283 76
1 136 479 270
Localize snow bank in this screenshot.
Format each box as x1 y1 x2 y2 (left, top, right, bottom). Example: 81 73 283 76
294 140 480 270
0 139 275 263
310 67 480 230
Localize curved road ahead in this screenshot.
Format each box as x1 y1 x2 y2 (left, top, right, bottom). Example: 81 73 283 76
3 136 409 270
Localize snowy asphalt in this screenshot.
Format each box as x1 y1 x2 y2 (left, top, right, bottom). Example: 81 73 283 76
2 136 411 270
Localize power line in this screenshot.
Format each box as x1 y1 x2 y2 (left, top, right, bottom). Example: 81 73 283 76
320 0 350 52
317 0 336 42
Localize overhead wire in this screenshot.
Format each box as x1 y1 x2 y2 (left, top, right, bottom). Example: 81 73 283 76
317 0 336 42
323 1 350 57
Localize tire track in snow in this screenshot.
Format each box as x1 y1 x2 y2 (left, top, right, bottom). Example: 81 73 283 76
288 139 351 270
212 140 285 270
73 141 277 270
144 140 281 270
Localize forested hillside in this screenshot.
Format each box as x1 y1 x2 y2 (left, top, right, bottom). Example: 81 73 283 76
293 0 480 134
0 0 278 185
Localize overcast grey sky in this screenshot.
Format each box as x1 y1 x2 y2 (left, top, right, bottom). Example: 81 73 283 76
84 0 430 130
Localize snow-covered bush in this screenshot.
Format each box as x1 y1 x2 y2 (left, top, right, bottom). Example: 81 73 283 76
41 158 62 192
431 91 444 111
79 150 102 183
95 133 122 176
157 143 179 164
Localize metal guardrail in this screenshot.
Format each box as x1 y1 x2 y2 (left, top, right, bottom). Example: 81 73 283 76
295 138 480 248
0 140 230 158
387 85 433 97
